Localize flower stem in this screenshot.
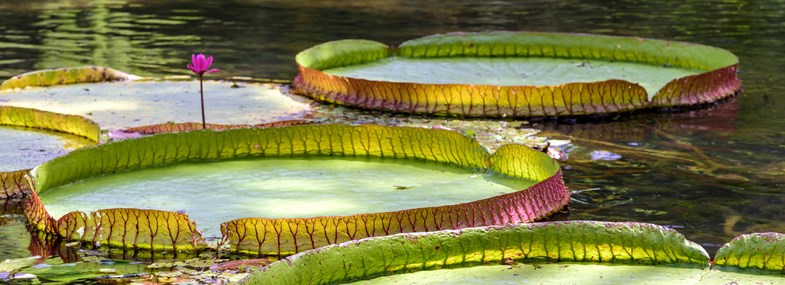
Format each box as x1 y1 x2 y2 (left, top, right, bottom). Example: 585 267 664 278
199 74 206 129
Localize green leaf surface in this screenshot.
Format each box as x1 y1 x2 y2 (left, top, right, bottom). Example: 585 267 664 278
342 264 785 285
244 221 710 285
1 66 136 90
293 31 741 117
295 39 389 71
0 106 99 142
324 57 701 98
24 124 568 253
714 232 785 273
0 81 310 129
398 32 736 70
31 125 489 193
41 157 530 238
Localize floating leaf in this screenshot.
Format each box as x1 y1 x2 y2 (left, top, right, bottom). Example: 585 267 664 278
1 66 136 90
714 232 785 273
244 221 710 285
25 125 568 254
0 106 99 142
0 81 311 129
0 169 29 199
57 208 204 252
293 31 740 118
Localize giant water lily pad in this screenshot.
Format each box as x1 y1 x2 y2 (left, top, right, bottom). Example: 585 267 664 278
1 80 311 129
0 106 99 197
39 157 534 238
293 32 740 117
24 124 569 255
245 221 785 285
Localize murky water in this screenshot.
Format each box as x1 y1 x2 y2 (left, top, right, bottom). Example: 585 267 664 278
1 0 784 267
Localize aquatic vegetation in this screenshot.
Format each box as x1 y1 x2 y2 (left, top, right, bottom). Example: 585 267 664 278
0 66 137 90
293 31 740 118
23 124 569 256
0 80 311 130
187 53 221 129
246 221 785 285
0 26 780 282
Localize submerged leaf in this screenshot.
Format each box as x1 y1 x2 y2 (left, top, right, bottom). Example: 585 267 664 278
1 66 136 90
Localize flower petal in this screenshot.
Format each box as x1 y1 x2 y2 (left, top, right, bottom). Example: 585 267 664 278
205 68 221 74
206 56 213 68
200 54 208 70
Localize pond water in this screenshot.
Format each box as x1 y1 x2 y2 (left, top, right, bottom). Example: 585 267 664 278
0 0 784 267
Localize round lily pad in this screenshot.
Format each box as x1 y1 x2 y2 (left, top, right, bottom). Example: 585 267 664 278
40 157 532 238
0 81 311 129
293 32 741 117
24 124 570 255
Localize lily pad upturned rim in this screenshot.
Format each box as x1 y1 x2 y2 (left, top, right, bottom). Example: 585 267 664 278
243 221 711 285
24 124 569 256
292 31 741 118
245 221 785 285
0 66 137 90
0 105 100 197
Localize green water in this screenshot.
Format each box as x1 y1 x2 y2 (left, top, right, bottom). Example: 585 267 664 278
326 57 701 97
0 0 783 268
40 157 528 237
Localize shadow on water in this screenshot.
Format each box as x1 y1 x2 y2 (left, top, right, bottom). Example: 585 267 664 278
0 0 784 270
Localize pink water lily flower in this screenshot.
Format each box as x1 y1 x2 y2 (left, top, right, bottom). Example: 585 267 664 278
187 53 220 75
187 53 219 129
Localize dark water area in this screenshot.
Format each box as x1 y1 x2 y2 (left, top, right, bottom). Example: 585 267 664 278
1 0 784 263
